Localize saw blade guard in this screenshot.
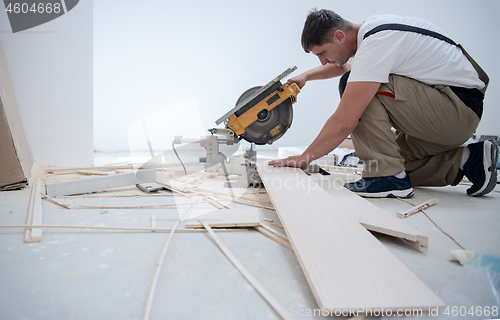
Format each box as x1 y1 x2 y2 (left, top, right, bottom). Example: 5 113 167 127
237 86 293 145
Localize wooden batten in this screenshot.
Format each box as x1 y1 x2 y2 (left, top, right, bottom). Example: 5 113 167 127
397 199 439 219
24 178 43 243
311 175 429 252
186 208 260 229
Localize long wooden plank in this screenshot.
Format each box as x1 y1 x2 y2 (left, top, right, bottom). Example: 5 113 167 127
200 218 294 320
45 163 196 174
45 169 156 197
185 208 260 228
142 202 196 320
24 178 43 243
254 224 293 250
1 224 248 233
311 175 428 252
256 160 444 312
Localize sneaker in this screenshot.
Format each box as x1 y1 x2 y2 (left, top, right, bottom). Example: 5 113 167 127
462 140 499 197
344 175 414 198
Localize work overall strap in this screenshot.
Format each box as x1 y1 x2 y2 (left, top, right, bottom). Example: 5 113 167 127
363 23 489 94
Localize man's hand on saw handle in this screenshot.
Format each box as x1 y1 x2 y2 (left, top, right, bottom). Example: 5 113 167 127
287 75 307 89
287 64 351 89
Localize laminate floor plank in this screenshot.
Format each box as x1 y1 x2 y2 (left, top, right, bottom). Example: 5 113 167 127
256 160 444 312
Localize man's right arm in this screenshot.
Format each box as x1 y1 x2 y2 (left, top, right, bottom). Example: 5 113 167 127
287 63 351 88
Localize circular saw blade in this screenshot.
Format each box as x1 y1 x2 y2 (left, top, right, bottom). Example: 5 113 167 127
235 86 293 145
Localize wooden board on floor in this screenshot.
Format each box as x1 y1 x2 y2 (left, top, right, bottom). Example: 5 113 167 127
310 175 428 252
185 208 260 228
25 178 43 243
256 160 445 312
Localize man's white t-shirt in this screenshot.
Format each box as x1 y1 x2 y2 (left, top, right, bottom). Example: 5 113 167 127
348 14 485 90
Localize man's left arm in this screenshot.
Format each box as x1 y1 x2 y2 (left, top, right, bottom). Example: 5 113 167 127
268 81 381 169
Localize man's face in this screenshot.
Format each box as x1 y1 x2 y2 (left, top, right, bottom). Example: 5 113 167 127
310 31 351 66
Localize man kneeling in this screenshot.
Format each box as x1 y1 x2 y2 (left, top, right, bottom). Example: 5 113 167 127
269 9 498 198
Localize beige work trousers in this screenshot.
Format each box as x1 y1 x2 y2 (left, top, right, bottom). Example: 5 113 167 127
351 74 480 187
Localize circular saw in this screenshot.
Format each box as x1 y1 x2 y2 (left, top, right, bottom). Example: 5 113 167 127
215 67 301 145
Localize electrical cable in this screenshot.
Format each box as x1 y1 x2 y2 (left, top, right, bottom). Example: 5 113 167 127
397 198 465 249
172 141 187 175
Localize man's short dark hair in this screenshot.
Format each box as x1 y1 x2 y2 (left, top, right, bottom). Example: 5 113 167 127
301 8 351 53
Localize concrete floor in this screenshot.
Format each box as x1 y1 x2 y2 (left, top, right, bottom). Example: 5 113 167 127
0 150 499 320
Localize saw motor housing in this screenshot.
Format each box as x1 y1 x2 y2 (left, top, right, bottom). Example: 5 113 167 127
216 67 301 145
226 82 300 145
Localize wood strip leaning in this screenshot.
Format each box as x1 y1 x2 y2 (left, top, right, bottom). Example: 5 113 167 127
41 193 71 209
311 175 429 252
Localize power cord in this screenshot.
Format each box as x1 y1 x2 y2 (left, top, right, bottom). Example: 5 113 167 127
172 141 187 175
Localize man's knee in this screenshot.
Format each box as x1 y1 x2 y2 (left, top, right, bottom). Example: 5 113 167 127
338 71 351 98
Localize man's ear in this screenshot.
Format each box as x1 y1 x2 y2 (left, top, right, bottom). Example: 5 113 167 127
333 30 345 43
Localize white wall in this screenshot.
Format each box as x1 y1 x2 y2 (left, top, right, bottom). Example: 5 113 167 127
95 0 499 153
0 0 93 167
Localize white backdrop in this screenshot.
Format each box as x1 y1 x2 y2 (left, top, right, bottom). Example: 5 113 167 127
0 0 93 166
94 0 500 154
